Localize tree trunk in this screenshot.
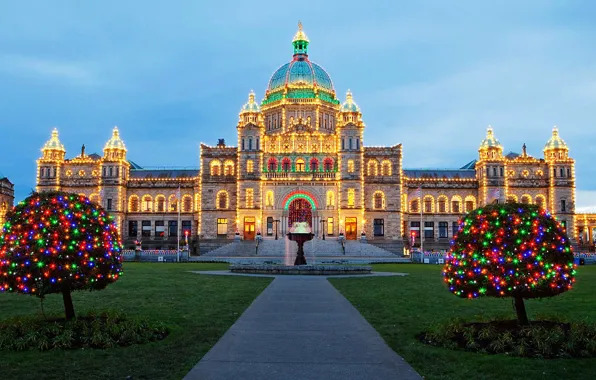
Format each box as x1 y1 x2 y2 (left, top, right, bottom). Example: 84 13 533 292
61 285 75 320
514 295 529 325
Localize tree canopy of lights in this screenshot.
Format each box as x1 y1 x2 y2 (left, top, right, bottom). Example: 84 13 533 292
443 202 575 325
0 191 123 320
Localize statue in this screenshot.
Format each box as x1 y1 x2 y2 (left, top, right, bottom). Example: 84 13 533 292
81 144 86 156
522 143 527 157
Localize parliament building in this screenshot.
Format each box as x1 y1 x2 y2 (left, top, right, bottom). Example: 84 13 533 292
34 24 585 253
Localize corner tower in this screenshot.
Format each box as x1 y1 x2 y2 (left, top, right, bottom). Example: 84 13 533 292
101 126 130 230
476 126 505 205
37 128 66 192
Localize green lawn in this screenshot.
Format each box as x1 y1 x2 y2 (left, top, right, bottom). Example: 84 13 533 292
0 263 272 380
330 264 596 380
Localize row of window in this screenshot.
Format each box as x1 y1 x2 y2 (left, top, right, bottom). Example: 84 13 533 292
128 220 192 238
410 198 476 213
241 137 260 151
129 195 193 213
266 157 335 172
341 137 360 151
410 221 458 239
39 167 56 178
367 160 392 176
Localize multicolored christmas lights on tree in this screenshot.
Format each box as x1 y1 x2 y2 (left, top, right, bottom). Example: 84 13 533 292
0 191 123 319
443 203 576 324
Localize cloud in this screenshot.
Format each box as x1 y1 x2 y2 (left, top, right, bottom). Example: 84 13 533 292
0 54 99 86
576 190 596 213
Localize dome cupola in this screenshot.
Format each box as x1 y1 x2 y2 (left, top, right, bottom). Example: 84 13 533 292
478 126 503 160
103 126 127 160
544 126 569 160
41 128 66 161
340 90 360 113
240 90 260 114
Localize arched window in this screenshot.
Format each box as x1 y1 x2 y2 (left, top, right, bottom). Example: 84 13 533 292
423 196 434 213
224 160 235 176
156 195 166 212
295 158 305 172
521 194 532 204
183 195 193 212
451 196 462 213
129 195 139 212
367 160 378 176
217 190 229 209
142 195 153 212
169 194 178 212
381 160 392 176
323 157 333 172
210 160 222 176
248 137 253 150
410 199 419 213
246 159 254 174
373 191 385 210
89 193 99 205
535 195 546 209
268 157 277 172
266 190 274 207
347 189 355 207
347 160 355 173
507 195 518 204
310 158 319 172
282 157 291 171
326 191 335 208
437 196 448 213
464 196 476 212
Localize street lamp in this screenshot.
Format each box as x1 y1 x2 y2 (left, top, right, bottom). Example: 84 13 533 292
320 219 325 240
274 219 280 240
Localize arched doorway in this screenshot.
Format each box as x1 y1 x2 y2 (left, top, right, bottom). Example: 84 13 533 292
288 198 313 228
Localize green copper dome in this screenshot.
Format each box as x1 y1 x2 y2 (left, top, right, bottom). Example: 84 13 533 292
340 90 360 112
264 23 337 105
544 126 568 150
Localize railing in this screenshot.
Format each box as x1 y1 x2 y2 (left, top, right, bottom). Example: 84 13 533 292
264 171 338 180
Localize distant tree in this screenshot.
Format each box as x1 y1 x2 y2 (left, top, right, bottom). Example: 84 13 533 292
443 203 575 325
0 192 123 320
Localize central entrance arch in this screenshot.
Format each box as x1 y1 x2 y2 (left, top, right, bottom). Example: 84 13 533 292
288 198 313 228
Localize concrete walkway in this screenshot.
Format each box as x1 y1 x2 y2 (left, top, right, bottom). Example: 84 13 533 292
184 276 421 380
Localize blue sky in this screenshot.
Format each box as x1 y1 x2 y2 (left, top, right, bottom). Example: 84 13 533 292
1 1 595 209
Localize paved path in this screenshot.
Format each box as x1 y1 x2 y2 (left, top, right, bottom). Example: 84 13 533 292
184 276 421 380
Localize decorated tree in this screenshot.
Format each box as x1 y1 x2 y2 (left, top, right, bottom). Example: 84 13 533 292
443 203 575 325
0 192 123 320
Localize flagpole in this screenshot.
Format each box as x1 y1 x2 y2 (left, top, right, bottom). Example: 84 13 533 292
177 184 181 262
420 186 423 263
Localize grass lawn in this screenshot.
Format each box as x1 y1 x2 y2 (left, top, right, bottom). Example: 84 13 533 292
329 264 596 380
0 263 272 380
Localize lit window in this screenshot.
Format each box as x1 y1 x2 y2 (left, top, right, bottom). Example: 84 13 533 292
373 191 385 209
183 196 192 212
246 188 254 208
347 189 355 208
217 191 228 209
381 160 391 176
347 160 355 173
247 159 254 174
217 218 228 236
210 160 221 175
129 196 139 212
224 160 234 176
266 191 274 207
296 158 305 172
142 195 153 212
326 191 335 208
367 160 378 176
156 196 165 212
438 198 446 213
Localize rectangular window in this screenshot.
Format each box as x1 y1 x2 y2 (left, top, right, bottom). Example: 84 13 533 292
567 168 571 177
424 221 434 239
410 221 420 237
486 167 490 177
116 167 119 177
217 218 228 236
356 138 360 150
500 167 503 176
256 138 259 151
128 221 138 237
141 220 151 237
374 219 384 236
242 138 245 150
349 138 352 150
347 188 355 207
553 168 557 177
560 199 566 212
247 160 254 173
560 168 564 177
249 138 253 150
155 220 165 237
327 217 334 235
246 188 254 208
452 221 459 236
266 217 273 236
438 200 446 213
102 167 106 177
492 167 497 176
439 222 448 238
169 220 178 237
341 138 345 150
109 167 113 176
452 201 460 213
347 160 354 173
182 220 192 237
107 198 112 211
411 199 419 213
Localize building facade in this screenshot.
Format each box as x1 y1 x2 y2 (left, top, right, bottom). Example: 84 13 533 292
0 176 15 226
34 24 580 251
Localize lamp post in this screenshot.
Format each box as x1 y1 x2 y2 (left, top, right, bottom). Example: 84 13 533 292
320 219 325 240
274 219 280 240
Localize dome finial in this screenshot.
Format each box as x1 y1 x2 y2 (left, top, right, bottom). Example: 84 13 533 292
292 21 309 57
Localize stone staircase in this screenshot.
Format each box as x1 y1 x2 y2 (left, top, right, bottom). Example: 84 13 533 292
198 239 235 255
199 237 397 258
366 239 405 255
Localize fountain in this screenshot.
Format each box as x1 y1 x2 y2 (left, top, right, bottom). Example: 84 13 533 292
286 222 314 265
